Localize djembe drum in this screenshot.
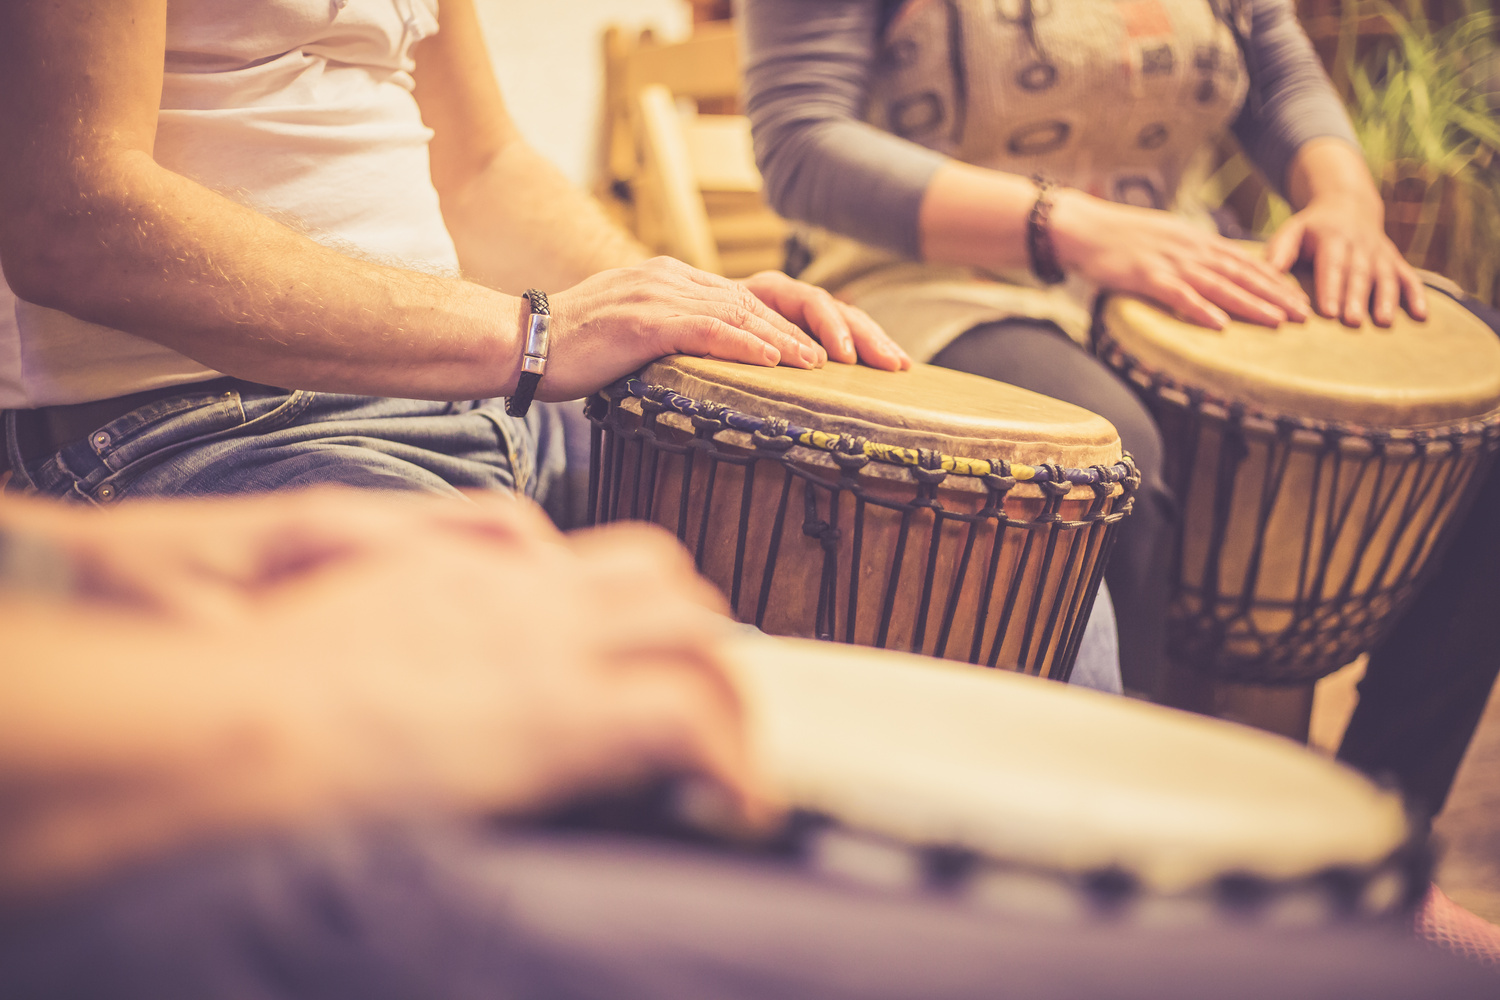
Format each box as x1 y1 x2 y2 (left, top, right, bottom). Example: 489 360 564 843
587 357 1138 680
1097 285 1500 737
718 636 1424 925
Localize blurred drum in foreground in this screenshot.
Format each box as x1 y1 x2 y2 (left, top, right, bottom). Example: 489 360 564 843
1096 282 1500 738
722 636 1423 927
588 357 1137 681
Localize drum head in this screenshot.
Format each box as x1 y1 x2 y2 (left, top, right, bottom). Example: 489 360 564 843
1101 283 1500 427
725 637 1410 895
633 356 1123 470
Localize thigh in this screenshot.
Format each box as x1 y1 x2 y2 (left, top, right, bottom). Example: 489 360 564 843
930 320 1162 482
8 390 556 505
3 823 1495 1000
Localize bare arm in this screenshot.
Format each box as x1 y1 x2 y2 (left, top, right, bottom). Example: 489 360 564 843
741 0 1307 332
415 0 904 368
0 1 854 403
414 0 650 291
0 492 768 896
0 0 539 401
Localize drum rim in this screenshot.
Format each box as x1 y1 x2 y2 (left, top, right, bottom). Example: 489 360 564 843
1096 331 1500 445
601 376 1141 493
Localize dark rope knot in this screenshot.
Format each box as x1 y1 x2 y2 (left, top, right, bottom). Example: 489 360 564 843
832 436 871 472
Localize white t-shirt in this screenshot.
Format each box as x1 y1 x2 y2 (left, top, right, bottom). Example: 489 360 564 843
0 0 460 408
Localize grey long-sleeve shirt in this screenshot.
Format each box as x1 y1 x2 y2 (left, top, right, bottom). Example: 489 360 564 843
740 0 1358 260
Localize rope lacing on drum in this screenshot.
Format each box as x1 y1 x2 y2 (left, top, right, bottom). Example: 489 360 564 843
616 379 1136 489
593 377 1138 678
1096 327 1500 684
1036 465 1071 523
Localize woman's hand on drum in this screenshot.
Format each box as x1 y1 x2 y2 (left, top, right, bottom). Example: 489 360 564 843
1050 191 1312 331
1265 137 1429 329
1264 195 1428 329
740 270 912 371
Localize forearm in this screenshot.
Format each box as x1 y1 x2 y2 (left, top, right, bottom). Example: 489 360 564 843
917 162 1038 273
2 151 527 401
0 603 347 894
443 140 648 292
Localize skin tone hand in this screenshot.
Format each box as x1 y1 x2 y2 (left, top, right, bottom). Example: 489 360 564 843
919 161 1310 331
1049 191 1312 330
0 490 776 891
1265 137 1427 328
740 270 911 370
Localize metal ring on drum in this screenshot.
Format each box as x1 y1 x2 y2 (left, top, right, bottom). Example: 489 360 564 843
587 356 1138 680
1096 277 1500 740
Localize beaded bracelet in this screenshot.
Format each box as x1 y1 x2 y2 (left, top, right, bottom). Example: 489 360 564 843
1026 175 1067 286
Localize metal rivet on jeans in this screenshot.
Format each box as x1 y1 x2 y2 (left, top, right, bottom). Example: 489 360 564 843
91 431 111 449
96 484 116 501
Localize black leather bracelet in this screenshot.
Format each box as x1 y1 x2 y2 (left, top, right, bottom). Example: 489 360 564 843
505 289 550 418
1026 175 1068 286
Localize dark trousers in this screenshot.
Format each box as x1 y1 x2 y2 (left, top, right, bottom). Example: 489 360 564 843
2 822 1494 1000
932 320 1175 697
1339 296 1500 817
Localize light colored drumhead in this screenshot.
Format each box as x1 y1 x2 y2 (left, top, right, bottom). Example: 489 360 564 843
634 356 1123 470
725 636 1409 894
1101 286 1500 427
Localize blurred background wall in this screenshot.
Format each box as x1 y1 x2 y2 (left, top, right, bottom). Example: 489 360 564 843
471 0 692 187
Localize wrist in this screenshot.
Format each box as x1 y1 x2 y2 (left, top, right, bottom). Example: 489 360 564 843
1046 188 1102 272
505 289 552 417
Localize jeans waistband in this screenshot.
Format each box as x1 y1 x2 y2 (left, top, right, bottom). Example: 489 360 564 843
5 378 287 469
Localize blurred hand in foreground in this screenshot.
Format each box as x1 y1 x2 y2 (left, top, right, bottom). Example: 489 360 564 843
0 489 773 893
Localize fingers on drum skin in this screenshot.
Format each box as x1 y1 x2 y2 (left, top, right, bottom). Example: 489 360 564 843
662 314 783 366
1313 239 1351 320
745 271 856 363
1184 263 1287 326
840 301 911 371
1152 272 1229 329
685 263 824 364
1371 258 1401 327
1221 246 1310 319
1341 256 1375 327
1398 262 1429 321
594 655 766 818
803 288 858 364
733 290 826 367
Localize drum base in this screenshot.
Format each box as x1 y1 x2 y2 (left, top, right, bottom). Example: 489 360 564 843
1161 660 1315 742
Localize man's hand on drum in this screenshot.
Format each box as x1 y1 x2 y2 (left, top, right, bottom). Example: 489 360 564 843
1050 192 1312 331
738 269 912 370
541 257 909 401
1264 139 1429 329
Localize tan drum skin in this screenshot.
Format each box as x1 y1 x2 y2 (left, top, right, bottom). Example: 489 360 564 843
1098 279 1500 738
725 636 1416 918
590 357 1134 679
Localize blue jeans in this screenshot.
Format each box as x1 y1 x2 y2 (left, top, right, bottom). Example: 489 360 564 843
2 387 580 520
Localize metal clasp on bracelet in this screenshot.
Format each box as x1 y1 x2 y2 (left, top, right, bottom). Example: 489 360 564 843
522 312 550 374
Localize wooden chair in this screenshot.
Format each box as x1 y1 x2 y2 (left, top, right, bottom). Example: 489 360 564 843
598 22 788 278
